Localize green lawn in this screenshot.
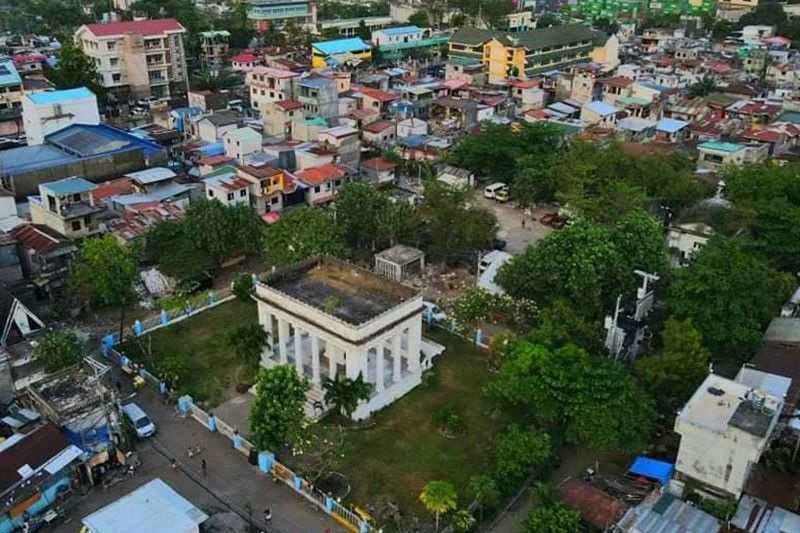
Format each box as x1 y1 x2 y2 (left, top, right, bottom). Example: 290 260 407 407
133 299 257 406
333 328 516 516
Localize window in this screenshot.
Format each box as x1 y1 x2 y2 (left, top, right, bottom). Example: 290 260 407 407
71 220 81 231
314 185 321 193
112 73 121 83
110 58 119 67
271 196 279 204
239 189 247 197
108 41 116 51
73 193 81 202
208 189 214 197
84 216 91 225
227 192 234 201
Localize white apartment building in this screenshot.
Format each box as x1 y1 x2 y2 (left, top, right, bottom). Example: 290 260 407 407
74 19 188 100
245 66 300 117
22 87 100 145
674 373 784 499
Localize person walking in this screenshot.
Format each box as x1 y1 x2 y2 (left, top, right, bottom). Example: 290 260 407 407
171 458 177 470
263 508 272 522
201 459 207 477
187 446 194 459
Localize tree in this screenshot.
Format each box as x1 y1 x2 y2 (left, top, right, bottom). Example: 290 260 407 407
419 481 458 531
264 207 349 265
451 509 476 532
408 11 430 27
526 299 605 354
47 42 104 97
522 503 581 533
635 317 709 411
488 341 656 450
687 76 716 97
466 474 501 521
155 355 189 393
480 0 514 29
145 220 213 278
334 183 420 251
494 424 551 485
356 19 371 40
418 179 497 265
594 16 619 34
322 373 373 418
536 13 561 27
497 220 625 316
449 287 498 333
227 324 269 373
249 365 311 450
232 273 254 303
668 238 792 362
712 19 733 40
70 235 138 338
35 331 84 373
611 209 669 289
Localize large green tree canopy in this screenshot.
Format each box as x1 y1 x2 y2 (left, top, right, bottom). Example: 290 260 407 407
264 206 349 265
487 340 656 450
668 237 793 362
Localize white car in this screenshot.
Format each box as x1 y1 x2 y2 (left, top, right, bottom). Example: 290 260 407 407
484 182 508 199
422 301 447 322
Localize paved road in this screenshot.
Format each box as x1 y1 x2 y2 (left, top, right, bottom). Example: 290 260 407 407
59 375 344 533
475 196 553 254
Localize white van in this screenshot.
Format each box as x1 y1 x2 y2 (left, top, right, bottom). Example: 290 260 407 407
121 402 156 438
484 182 508 199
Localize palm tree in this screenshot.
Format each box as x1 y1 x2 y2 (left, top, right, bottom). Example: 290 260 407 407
419 480 457 532
322 373 373 419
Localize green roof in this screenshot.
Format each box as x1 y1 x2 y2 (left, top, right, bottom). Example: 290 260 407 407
704 92 740 108
777 110 800 124
450 24 595 51
699 141 743 153
203 165 237 178
623 96 651 107
446 55 483 67
200 30 230 38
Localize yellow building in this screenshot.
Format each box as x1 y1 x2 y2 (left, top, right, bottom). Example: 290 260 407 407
311 37 372 69
449 25 603 83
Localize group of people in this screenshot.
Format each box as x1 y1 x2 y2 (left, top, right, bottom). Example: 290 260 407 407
170 444 207 475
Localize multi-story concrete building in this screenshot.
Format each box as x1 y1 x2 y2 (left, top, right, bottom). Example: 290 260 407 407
199 30 230 70
22 87 100 146
29 177 103 240
74 19 188 100
448 25 605 83
248 0 317 31
0 59 22 112
246 66 300 117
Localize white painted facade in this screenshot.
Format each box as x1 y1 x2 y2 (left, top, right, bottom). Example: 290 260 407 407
255 258 444 420
667 222 714 268
22 88 100 145
674 374 782 498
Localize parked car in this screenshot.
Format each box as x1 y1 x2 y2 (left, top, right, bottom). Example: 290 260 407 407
483 182 508 199
422 301 447 322
121 403 156 438
494 189 511 203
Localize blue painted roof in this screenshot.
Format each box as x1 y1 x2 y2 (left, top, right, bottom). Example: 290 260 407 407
699 141 743 153
312 37 371 55
583 101 617 116
0 145 77 176
300 77 333 88
196 142 224 157
628 456 674 485
380 25 421 36
41 176 96 195
46 123 164 159
0 60 21 87
27 87 95 105
656 117 688 133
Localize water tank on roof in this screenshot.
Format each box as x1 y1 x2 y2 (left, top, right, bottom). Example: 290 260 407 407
278 150 296 172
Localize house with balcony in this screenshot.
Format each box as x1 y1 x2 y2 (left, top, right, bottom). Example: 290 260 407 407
246 66 300 117
263 100 304 137
298 78 339 120
697 141 768 170
203 169 252 207
295 163 350 205
199 30 229 70
238 162 295 213
74 18 188 100
29 177 103 240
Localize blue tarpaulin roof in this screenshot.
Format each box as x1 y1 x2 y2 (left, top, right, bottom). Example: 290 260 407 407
628 456 673 485
196 142 224 157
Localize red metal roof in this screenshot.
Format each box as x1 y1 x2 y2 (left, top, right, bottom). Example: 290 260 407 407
359 87 398 103
274 100 303 111
84 18 184 37
509 79 539 89
231 53 258 63
361 157 396 171
0 425 69 494
559 478 630 529
91 177 133 203
198 155 234 166
602 76 634 88
362 120 393 134
742 129 780 143
10 223 74 256
295 163 349 186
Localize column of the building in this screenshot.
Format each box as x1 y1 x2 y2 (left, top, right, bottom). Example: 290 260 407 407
375 343 385 392
311 334 321 385
258 304 273 365
362 345 371 384
328 344 338 379
345 346 360 380
277 318 289 364
392 332 402 384
294 326 304 377
408 319 422 371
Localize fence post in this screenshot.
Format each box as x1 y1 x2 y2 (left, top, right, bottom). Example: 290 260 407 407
251 272 258 285
178 395 193 414
258 451 274 474
160 310 169 326
158 382 167 395
232 430 241 450
208 291 216 305
120 355 130 368
185 302 193 316
359 520 369 533
324 497 334 514
475 328 483 345
207 413 217 432
292 475 302 492
450 319 457 332
101 334 115 356
133 320 143 336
